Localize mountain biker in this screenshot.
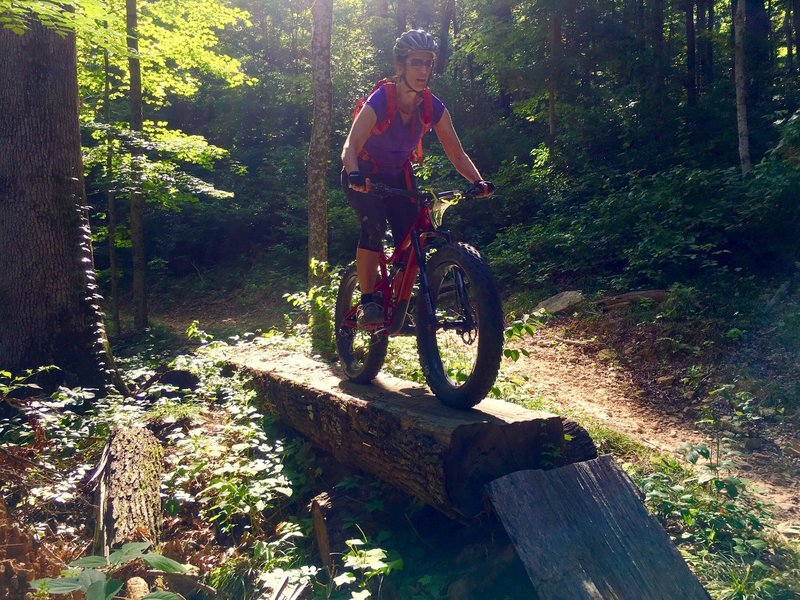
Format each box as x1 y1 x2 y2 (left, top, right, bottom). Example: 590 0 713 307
341 29 495 326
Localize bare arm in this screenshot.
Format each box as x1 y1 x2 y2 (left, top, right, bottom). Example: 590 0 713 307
342 105 377 179
433 109 483 184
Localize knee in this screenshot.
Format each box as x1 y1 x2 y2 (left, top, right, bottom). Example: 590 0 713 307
358 217 384 251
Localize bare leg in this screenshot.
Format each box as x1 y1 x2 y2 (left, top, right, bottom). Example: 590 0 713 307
356 248 380 295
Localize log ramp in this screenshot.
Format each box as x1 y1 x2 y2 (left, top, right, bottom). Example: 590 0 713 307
228 344 709 599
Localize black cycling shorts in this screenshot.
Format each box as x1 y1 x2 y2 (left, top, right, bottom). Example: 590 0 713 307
341 168 418 252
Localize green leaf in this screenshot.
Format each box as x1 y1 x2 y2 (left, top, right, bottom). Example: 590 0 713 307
30 577 83 593
70 555 109 568
333 572 356 587
141 554 189 573
142 592 185 600
746 538 768 550
79 568 106 590
108 542 151 565
85 578 123 600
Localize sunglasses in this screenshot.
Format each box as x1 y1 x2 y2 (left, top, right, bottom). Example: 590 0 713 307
407 58 435 69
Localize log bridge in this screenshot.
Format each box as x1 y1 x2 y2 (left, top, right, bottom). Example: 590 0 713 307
229 344 709 600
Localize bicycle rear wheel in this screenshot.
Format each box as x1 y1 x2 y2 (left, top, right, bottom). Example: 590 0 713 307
335 264 388 383
416 243 504 408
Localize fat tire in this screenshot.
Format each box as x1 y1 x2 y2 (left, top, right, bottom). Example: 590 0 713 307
416 243 504 408
335 263 388 383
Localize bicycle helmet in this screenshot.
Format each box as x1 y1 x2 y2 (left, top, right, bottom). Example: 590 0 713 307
393 29 438 61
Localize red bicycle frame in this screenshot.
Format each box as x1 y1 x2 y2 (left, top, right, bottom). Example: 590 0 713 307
340 186 461 336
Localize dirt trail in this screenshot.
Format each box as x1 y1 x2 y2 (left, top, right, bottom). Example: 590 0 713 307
508 329 800 539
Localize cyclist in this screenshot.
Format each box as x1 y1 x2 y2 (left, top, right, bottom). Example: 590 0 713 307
341 29 494 326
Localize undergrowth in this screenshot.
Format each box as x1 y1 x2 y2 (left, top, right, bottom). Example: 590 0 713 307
3 277 800 599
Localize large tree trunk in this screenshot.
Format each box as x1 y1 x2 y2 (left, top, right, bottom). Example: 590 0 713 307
0 22 112 388
127 0 148 330
91 427 163 556
307 0 332 287
735 0 753 174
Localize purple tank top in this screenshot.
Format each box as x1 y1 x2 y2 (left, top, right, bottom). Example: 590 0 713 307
359 85 446 174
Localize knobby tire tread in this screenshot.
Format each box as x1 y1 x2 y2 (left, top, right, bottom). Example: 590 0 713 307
416 243 504 408
335 264 388 383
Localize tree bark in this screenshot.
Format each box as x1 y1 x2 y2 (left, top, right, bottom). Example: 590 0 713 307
794 0 800 63
735 0 753 175
685 0 698 106
487 456 711 600
307 0 332 287
547 4 562 150
0 22 113 388
91 427 163 556
651 0 665 94
229 347 597 518
127 0 148 330
105 48 121 337
435 0 455 75
785 7 794 70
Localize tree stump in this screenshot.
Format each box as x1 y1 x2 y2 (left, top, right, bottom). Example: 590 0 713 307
91 426 163 556
228 346 596 518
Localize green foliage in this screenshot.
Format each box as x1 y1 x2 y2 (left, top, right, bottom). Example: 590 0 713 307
486 132 800 294
323 525 403 600
284 261 341 359
30 542 186 599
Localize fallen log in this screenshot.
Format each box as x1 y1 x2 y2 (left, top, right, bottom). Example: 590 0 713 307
228 345 596 518
486 455 709 599
91 426 164 556
599 289 669 310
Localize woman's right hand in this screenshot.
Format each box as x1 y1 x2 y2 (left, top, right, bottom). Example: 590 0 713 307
348 171 371 193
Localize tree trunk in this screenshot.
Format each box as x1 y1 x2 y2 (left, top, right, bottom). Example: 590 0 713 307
105 48 121 337
0 22 113 388
785 8 794 70
308 0 332 287
794 0 800 63
229 348 597 518
308 0 333 358
651 0 665 94
435 0 455 75
396 0 409 35
735 0 753 175
685 0 698 106
127 0 148 330
91 427 163 556
706 0 715 83
547 5 562 150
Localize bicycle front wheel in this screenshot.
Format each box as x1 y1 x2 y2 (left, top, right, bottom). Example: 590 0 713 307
335 264 388 383
416 243 504 408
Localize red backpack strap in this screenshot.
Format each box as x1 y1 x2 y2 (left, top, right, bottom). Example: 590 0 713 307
353 79 396 136
412 87 434 167
370 80 396 135
420 87 433 130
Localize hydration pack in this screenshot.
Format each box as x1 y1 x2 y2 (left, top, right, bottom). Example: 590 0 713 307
353 78 434 167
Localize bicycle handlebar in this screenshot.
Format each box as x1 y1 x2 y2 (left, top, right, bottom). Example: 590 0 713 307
368 183 477 204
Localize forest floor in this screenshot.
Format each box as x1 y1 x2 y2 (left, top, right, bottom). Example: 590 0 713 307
150 285 800 542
